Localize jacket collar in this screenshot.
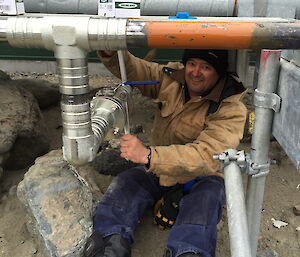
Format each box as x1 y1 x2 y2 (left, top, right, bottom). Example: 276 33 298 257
169 68 225 103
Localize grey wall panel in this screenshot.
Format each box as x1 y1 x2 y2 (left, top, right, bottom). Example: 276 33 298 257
272 59 300 172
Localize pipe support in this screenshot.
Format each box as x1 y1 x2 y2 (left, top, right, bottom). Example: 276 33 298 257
253 89 281 112
214 149 251 257
246 50 281 257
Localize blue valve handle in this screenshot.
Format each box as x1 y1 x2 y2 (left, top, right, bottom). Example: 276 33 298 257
169 12 197 19
123 81 160 86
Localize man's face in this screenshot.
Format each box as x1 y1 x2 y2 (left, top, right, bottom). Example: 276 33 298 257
184 58 220 98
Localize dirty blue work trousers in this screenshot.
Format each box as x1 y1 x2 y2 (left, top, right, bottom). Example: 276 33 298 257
93 166 225 257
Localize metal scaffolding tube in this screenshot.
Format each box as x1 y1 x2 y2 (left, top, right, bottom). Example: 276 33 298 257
246 50 281 257
224 161 251 257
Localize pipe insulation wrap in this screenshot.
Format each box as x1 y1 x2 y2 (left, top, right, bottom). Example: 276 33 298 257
141 0 236 16
57 58 89 95
23 0 235 16
88 18 127 50
23 0 98 14
91 97 126 142
6 16 44 48
61 101 92 139
61 98 96 165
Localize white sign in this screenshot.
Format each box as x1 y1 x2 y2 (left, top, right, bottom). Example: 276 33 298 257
0 0 25 15
98 0 115 18
115 0 140 18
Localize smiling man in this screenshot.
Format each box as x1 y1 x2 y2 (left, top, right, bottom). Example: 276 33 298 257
84 49 247 257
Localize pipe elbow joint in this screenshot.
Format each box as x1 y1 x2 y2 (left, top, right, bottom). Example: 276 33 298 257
62 135 98 166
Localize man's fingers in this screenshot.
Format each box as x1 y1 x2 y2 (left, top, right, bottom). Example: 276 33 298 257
120 146 129 152
120 152 127 158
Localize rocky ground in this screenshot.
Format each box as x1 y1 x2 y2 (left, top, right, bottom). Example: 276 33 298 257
0 72 299 257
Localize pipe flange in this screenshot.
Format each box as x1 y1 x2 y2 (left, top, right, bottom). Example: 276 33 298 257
253 89 281 112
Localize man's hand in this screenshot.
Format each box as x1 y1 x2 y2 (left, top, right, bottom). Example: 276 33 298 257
120 134 150 164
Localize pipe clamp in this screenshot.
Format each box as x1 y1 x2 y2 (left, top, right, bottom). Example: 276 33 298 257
213 150 270 177
246 158 270 178
253 89 281 112
213 149 246 171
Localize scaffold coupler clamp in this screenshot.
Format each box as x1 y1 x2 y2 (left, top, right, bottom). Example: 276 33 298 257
213 149 246 172
246 158 270 178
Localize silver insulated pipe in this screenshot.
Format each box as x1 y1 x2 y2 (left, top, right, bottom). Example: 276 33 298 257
23 0 237 16
23 0 98 14
141 0 236 16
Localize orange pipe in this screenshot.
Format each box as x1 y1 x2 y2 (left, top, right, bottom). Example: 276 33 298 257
146 21 256 49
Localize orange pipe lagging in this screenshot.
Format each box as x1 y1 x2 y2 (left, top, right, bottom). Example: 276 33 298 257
146 21 255 49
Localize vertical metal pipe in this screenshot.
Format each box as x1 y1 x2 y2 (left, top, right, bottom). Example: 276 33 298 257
56 46 96 165
117 50 132 135
117 51 128 82
224 162 252 257
246 50 281 257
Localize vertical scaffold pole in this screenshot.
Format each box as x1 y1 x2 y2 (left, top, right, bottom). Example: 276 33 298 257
246 50 281 257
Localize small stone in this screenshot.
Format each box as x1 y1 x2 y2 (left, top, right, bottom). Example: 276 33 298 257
293 205 300 216
257 249 279 257
271 218 288 228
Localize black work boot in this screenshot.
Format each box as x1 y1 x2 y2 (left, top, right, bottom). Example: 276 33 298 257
163 248 204 257
84 232 131 257
103 234 131 257
83 230 105 257
179 253 204 257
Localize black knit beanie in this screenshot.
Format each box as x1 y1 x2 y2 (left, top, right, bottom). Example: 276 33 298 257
182 49 228 76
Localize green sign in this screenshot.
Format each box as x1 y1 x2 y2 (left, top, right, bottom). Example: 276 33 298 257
115 2 140 9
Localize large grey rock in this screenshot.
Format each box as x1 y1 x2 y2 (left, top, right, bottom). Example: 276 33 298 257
17 150 103 257
0 81 49 170
0 70 60 109
0 70 11 81
13 79 60 109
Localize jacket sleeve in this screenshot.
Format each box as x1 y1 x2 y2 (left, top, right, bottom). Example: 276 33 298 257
100 50 165 99
148 97 247 177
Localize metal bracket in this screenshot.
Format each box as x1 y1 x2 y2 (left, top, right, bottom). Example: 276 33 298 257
246 158 270 178
253 89 281 112
213 149 246 171
213 149 270 178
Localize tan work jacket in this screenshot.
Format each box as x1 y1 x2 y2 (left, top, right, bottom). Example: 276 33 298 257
101 51 247 186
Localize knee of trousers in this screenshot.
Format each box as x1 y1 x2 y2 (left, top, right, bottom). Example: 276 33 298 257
176 178 225 226
100 166 160 209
